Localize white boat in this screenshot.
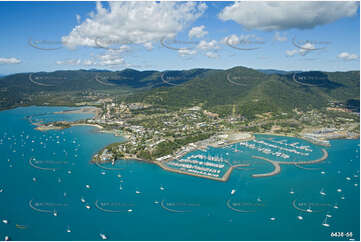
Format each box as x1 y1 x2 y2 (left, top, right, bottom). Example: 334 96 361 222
257 197 262 202
0 188 3 193
346 177 351 181
154 201 159 204
99 233 107 240
32 177 37 182
326 214 332 218
269 217 276 221
66 226 71 233
4 236 10 241
85 204 91 210
320 188 326 196
337 188 342 193
119 185 123 190
231 189 236 195
160 186 165 191
2 219 8 224
297 216 303 220
101 171 106 175
85 184 90 189
321 171 326 175
290 188 295 195
67 170 72 174
321 216 330 227
127 209 133 213
333 203 339 209
306 205 313 213
53 211 58 217
135 190 141 194
81 197 85 203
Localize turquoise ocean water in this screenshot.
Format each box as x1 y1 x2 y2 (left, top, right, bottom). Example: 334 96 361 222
0 106 359 241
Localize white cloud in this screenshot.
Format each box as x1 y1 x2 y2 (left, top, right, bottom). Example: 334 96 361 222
178 49 197 57
222 34 263 46
62 2 207 49
0 57 21 64
205 51 219 58
274 32 287 42
188 25 208 39
337 52 359 61
197 40 219 50
97 53 124 65
219 2 358 31
285 49 298 57
76 14 81 24
56 59 82 65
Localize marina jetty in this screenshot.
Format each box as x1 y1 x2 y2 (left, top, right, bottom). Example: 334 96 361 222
251 148 328 178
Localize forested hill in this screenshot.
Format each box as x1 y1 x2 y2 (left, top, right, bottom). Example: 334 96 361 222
0 66 359 116
125 66 360 118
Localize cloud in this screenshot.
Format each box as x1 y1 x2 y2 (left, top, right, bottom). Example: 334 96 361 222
62 1 207 49
221 34 263 46
285 49 298 57
0 57 21 64
56 59 82 65
197 40 219 50
273 32 287 42
205 51 219 58
76 14 81 24
188 25 208 39
337 52 359 61
178 49 197 57
219 2 359 31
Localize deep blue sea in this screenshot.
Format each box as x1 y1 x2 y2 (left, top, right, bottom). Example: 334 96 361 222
0 106 359 241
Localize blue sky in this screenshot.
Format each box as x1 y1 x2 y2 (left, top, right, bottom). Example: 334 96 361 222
0 1 359 75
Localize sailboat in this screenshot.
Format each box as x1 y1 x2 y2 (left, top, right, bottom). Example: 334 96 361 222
99 233 107 240
321 215 330 227
306 205 313 213
289 188 295 195
320 188 326 196
66 226 71 233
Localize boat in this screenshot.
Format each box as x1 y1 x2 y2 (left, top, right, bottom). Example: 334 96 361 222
257 197 262 202
53 210 58 217
306 205 313 213
2 219 8 224
320 188 326 196
154 201 159 204
85 204 91 210
135 190 141 194
127 209 133 213
297 216 303 220
326 214 332 218
101 171 106 175
32 177 37 182
231 189 236 195
321 171 326 175
0 188 3 193
66 226 71 233
290 188 295 195
16 224 27 229
85 184 90 189
4 236 10 241
321 215 330 227
346 177 351 181
337 188 342 192
160 186 165 191
333 203 339 209
99 233 107 240
81 197 85 203
269 217 276 221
